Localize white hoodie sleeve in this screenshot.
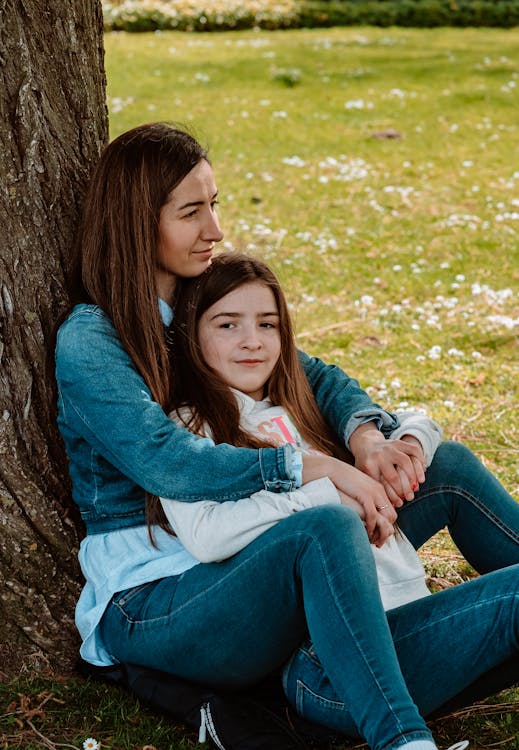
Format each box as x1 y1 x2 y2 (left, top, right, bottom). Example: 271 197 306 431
390 411 443 467
160 477 341 563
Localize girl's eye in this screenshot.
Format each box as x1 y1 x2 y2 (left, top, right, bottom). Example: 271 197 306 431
219 322 235 329
260 322 277 329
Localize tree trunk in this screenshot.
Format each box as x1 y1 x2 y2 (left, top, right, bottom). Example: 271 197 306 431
0 0 108 674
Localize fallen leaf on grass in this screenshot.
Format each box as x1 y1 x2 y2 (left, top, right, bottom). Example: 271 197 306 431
357 336 383 347
371 128 402 139
426 576 456 590
13 693 46 722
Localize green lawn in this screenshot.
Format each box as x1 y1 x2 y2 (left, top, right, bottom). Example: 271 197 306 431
106 26 519 497
3 24 518 750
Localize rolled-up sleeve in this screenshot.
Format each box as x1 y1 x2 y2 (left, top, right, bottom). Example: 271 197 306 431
299 351 398 447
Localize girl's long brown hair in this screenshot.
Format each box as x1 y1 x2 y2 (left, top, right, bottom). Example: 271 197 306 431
169 252 351 460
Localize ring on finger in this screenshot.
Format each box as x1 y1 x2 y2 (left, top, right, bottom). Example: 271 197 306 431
378 504 390 510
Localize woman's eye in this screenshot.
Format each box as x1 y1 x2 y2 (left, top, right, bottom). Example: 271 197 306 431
219 322 235 329
260 322 276 329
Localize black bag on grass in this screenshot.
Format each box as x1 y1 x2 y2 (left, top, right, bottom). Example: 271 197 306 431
77 658 309 750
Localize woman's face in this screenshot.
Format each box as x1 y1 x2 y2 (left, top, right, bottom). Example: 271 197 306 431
156 159 224 304
198 282 281 401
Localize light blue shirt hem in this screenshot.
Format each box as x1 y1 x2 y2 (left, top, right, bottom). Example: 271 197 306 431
77 525 199 666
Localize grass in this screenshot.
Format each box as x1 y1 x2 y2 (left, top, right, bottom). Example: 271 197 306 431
0 676 198 750
105 25 519 483
106 25 519 480
3 24 518 750
1 676 518 750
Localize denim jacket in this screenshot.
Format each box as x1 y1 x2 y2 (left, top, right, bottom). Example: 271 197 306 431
55 304 397 534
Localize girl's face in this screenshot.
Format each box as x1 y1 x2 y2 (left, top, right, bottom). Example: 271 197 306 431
198 281 281 401
156 159 224 305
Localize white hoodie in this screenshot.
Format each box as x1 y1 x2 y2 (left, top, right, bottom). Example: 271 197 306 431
161 393 442 610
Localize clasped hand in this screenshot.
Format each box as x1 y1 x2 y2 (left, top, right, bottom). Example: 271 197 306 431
350 424 426 507
302 427 426 546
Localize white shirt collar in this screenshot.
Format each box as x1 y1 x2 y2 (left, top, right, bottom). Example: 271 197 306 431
230 388 272 416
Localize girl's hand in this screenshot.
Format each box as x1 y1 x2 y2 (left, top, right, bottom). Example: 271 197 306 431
337 490 395 547
349 423 426 506
302 452 397 542
337 490 365 519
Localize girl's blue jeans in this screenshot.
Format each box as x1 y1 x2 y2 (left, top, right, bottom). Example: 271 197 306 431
99 442 519 750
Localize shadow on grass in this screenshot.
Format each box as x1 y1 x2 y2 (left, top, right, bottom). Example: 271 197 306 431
1 672 518 750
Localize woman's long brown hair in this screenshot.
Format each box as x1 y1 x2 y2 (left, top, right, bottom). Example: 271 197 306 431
65 122 209 538
72 122 208 408
169 252 351 460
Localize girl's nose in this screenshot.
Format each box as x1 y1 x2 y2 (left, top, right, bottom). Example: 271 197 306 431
240 328 261 349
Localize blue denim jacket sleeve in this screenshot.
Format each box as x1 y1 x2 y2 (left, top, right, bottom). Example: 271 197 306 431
298 351 398 447
56 306 296 502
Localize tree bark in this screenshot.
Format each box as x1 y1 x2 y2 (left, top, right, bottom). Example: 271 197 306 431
0 0 108 673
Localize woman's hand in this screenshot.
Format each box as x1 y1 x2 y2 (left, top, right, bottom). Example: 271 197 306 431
302 451 397 545
349 423 426 506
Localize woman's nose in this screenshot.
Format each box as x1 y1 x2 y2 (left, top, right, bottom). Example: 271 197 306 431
203 210 224 242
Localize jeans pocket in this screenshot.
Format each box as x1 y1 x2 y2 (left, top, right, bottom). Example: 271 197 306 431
295 678 360 735
284 645 360 737
112 580 159 621
295 678 345 716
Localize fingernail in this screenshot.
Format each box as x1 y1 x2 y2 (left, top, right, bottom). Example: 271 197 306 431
412 482 418 491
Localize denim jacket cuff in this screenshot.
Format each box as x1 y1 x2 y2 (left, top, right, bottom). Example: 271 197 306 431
260 444 298 492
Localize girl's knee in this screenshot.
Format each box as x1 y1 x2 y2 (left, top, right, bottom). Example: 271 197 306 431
290 504 364 535
261 506 371 574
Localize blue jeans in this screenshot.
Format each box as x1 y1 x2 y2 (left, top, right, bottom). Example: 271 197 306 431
99 442 519 750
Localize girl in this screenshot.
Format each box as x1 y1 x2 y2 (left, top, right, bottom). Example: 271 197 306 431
55 123 518 750
157 251 519 746
162 251 443 610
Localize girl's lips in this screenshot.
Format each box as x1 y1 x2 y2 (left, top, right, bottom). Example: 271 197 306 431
236 359 263 366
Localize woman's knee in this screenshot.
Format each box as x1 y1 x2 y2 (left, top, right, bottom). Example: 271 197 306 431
429 440 483 484
433 439 472 463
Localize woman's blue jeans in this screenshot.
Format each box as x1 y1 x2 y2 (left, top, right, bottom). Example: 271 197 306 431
99 441 519 750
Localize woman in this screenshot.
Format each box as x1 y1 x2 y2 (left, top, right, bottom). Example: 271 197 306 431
55 123 518 750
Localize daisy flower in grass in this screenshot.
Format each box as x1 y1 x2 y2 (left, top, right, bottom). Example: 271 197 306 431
83 739 99 750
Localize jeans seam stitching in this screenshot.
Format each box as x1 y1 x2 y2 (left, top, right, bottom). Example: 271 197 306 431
297 521 409 736
409 484 519 544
